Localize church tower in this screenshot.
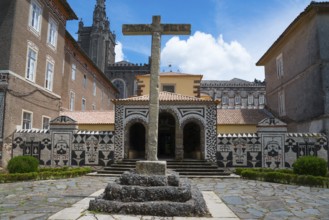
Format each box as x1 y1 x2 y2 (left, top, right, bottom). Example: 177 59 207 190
78 0 116 72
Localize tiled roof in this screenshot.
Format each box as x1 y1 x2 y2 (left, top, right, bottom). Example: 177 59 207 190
217 109 271 125
60 111 114 124
114 91 213 103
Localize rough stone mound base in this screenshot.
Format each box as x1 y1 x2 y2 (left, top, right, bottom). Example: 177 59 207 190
89 186 209 217
104 181 191 202
89 170 210 217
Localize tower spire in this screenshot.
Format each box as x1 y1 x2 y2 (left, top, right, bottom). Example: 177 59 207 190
93 0 108 30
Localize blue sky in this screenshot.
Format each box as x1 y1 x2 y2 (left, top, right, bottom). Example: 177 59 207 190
66 0 315 81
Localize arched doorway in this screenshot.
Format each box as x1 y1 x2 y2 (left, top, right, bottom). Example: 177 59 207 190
183 122 201 159
158 112 175 158
129 123 145 159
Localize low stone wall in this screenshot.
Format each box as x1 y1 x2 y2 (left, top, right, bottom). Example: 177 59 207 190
217 133 328 169
12 130 115 167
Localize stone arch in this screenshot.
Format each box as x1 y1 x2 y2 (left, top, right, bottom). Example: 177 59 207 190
124 118 148 159
112 78 127 98
181 118 206 160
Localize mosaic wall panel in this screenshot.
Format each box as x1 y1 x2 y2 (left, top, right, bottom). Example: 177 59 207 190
205 105 218 163
52 133 71 166
261 134 285 168
71 133 114 166
217 134 262 168
284 134 328 168
13 130 114 167
13 132 51 165
114 105 124 161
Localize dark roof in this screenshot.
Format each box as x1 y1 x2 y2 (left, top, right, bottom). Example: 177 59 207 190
257 1 329 65
201 78 264 87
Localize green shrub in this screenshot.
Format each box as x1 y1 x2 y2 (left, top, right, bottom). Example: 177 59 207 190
7 156 39 174
293 156 328 177
241 170 258 180
0 167 92 183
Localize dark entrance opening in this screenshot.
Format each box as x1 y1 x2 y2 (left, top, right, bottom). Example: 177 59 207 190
158 112 175 158
129 123 145 159
183 122 201 159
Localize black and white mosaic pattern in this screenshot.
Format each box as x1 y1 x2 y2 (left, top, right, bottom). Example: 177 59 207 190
217 134 262 168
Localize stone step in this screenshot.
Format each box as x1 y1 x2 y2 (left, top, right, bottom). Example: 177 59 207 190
97 159 231 177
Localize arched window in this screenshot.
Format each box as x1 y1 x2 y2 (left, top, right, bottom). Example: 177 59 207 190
112 79 126 98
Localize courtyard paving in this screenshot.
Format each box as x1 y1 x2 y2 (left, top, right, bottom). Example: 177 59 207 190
0 176 329 220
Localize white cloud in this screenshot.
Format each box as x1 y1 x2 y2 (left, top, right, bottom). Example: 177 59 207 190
115 41 124 62
161 31 258 81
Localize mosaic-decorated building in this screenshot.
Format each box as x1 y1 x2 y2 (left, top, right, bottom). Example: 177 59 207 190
113 92 218 162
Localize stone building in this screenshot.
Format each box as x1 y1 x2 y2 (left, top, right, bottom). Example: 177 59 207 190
107 61 150 99
77 0 151 99
0 0 118 167
77 0 116 72
257 2 329 133
200 78 266 109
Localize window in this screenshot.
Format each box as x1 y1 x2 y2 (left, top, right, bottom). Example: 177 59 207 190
235 95 241 105
69 91 75 111
92 104 96 111
83 75 87 88
26 46 38 81
45 60 54 91
71 64 76 80
22 111 32 129
29 0 42 35
47 17 58 49
248 94 254 105
42 116 50 129
82 98 86 111
278 90 286 116
276 53 284 78
162 84 175 93
222 96 229 105
93 80 96 96
259 94 265 105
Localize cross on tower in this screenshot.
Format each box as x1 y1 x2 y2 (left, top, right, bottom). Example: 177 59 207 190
122 16 191 162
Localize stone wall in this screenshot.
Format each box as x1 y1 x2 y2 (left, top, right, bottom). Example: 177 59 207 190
12 130 114 167
217 133 328 169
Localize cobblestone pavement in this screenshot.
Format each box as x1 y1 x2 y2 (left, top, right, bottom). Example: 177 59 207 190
0 176 329 220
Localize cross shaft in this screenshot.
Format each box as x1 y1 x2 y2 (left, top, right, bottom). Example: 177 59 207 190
122 16 191 162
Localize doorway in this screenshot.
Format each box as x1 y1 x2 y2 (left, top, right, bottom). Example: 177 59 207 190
183 122 201 159
158 112 175 158
129 123 145 159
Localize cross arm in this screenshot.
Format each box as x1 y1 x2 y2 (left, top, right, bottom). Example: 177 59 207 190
122 24 153 35
162 24 191 35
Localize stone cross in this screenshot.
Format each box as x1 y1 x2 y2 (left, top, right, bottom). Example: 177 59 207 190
123 16 191 162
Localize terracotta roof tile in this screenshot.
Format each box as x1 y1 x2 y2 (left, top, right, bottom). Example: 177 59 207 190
114 91 213 103
60 111 114 124
217 109 271 125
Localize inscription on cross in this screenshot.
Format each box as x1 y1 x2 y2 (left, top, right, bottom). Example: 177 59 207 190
122 16 191 165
